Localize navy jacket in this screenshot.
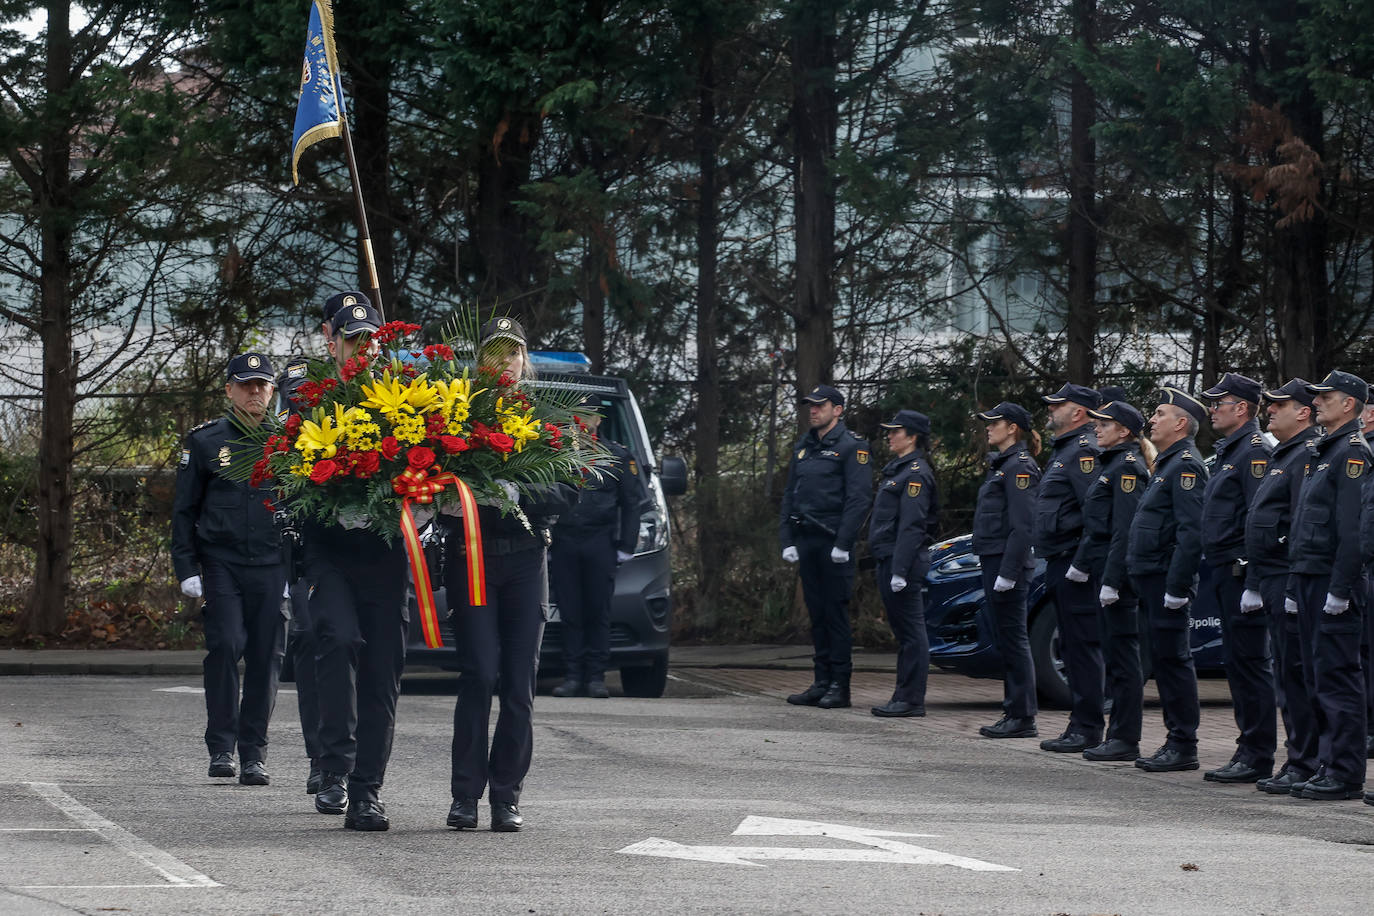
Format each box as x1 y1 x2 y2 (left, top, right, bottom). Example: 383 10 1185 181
1032 424 1100 558
778 420 873 551
1288 419 1370 599
555 438 646 552
1201 419 1270 566
1072 442 1145 590
867 450 939 579
1244 425 1321 588
972 442 1041 579
1126 437 1207 597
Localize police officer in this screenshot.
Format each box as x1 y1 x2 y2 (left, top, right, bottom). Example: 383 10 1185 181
1286 370 1369 800
1128 388 1208 772
300 295 409 830
172 353 287 785
1073 399 1149 762
550 406 645 699
1360 402 1374 762
1247 380 1322 795
1199 373 1273 783
973 402 1041 738
1035 383 1105 753
867 409 939 717
779 384 872 710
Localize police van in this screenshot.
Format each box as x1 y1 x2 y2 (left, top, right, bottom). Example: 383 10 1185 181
403 351 688 696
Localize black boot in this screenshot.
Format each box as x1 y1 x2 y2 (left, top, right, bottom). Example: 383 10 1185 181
817 678 851 709
786 681 829 706
552 679 585 698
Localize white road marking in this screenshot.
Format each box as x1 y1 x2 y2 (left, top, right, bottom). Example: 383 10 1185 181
154 686 295 695
618 815 1018 871
0 828 93 832
664 672 755 698
13 885 208 889
23 782 221 888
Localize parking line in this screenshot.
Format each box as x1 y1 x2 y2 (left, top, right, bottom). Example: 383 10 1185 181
666 672 756 699
22 782 221 888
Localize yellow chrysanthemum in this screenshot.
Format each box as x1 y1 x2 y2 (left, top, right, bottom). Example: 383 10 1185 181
500 411 542 453
295 404 369 460
392 413 426 446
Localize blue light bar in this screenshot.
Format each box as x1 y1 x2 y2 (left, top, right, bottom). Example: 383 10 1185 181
530 350 592 373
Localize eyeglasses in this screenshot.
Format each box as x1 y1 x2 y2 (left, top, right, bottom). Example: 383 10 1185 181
1208 400 1243 410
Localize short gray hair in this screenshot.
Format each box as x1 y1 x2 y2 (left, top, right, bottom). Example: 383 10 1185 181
1185 416 1200 438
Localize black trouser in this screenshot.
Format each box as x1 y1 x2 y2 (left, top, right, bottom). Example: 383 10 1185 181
447 542 547 805
979 559 1036 719
1260 572 1316 777
1293 573 1368 785
876 556 929 706
200 558 287 763
1364 570 1374 738
1131 574 1199 751
1098 581 1143 745
288 580 321 762
1045 555 1104 739
1207 560 1275 769
549 526 616 683
797 531 856 681
304 526 408 796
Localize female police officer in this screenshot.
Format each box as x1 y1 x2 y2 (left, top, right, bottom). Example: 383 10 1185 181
973 402 1042 738
443 317 578 833
868 410 939 717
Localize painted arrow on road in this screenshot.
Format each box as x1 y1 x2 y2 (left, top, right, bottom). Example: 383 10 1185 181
617 816 1018 871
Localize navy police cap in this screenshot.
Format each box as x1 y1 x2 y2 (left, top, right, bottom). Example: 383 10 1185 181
479 316 527 348
879 409 930 436
1088 400 1144 436
1097 385 1129 405
323 290 370 324
801 384 845 407
1307 369 1369 403
226 352 275 384
1202 372 1262 404
1262 378 1315 408
976 401 1033 432
1155 386 1208 425
1041 382 1100 409
328 300 382 338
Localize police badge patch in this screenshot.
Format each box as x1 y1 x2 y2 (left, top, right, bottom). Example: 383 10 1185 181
856 450 869 465
1251 460 1267 478
907 481 922 497
628 459 639 476
1180 472 1196 490
1121 475 1136 493
218 445 232 467
1015 473 1030 489
1079 457 1095 474
179 448 190 467
1348 458 1365 478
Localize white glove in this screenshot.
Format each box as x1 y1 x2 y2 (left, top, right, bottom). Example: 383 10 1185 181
993 575 1016 592
1163 593 1189 610
1065 565 1089 583
1323 593 1350 615
338 507 372 530
616 550 634 564
1240 589 1264 614
282 583 290 599
830 547 850 564
179 576 203 599
495 478 519 503
410 504 435 528
890 575 907 592
1099 585 1119 606
782 546 799 564
1285 597 1298 615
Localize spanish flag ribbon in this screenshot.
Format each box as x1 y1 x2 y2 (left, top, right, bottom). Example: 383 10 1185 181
393 469 486 649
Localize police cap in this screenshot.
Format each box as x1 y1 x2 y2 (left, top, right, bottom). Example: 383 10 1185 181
1097 385 1129 404
1307 369 1369 403
323 290 370 324
879 409 930 436
976 401 1033 432
800 384 844 407
1262 378 1315 408
1041 382 1100 409
479 316 527 348
1202 372 1262 404
1155 387 1208 425
328 300 382 338
1088 400 1144 435
226 352 276 384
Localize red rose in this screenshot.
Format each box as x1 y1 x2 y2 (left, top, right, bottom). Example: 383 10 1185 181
380 437 401 460
487 432 515 453
309 460 337 484
352 450 381 478
439 435 469 454
407 446 436 471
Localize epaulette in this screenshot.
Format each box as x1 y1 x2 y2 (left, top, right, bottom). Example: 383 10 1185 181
1350 433 1363 446
909 461 922 472
1078 435 1092 447
1124 453 1137 462
850 431 865 441
1250 433 1264 446
1019 453 1033 460
187 419 218 436
1181 450 1193 460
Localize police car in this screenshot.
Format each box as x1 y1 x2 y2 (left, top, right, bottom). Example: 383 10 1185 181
402 352 687 697
924 534 1225 708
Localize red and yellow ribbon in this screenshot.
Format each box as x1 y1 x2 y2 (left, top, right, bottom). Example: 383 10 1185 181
393 468 486 648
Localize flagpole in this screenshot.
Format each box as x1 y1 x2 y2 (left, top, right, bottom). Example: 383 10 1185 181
336 77 385 323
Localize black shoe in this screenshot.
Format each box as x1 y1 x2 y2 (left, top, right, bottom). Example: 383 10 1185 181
587 681 610 699
1040 732 1095 753
817 680 851 709
239 760 269 786
1365 790 1374 806
344 798 390 831
979 716 1037 739
208 752 236 778
446 797 478 830
1258 767 1310 795
1083 738 1140 762
306 760 322 795
1367 735 1374 759
552 679 585 698
1299 774 1364 800
315 773 347 815
491 801 523 832
786 682 828 706
1203 760 1271 784
871 700 925 718
1134 746 1199 772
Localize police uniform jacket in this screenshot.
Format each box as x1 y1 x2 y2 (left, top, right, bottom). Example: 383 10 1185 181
1243 425 1321 589
1288 419 1370 600
971 441 1040 579
1032 424 1099 559
867 449 939 579
778 420 872 551
1359 431 1374 566
171 416 281 582
1071 441 1145 590
1125 437 1207 597
1201 419 1270 566
555 439 645 552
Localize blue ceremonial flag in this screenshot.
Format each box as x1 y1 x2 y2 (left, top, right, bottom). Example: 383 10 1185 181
291 0 345 185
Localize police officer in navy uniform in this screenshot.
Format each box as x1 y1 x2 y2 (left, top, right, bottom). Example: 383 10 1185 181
779 384 873 710
1360 402 1374 763
1128 388 1208 772
550 405 646 699
1074 399 1149 762
1034 383 1105 753
1199 373 1274 783
172 353 287 786
973 402 1042 738
1287 370 1369 800
867 409 939 717
1247 380 1322 795
300 295 409 830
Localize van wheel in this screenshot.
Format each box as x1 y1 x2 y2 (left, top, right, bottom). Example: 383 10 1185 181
1029 605 1071 709
620 650 669 698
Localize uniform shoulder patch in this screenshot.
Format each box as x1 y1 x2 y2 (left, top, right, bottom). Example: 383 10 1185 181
628 458 639 476
179 448 191 468
1120 474 1136 493
1352 433 1364 445
907 481 922 497
1347 458 1365 479
1014 473 1031 489
909 461 922 472
187 419 216 435
1179 471 1197 490
1079 456 1095 474
1251 433 1264 446
856 449 869 465
1181 450 1193 460
1124 452 1137 462
1250 459 1267 478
